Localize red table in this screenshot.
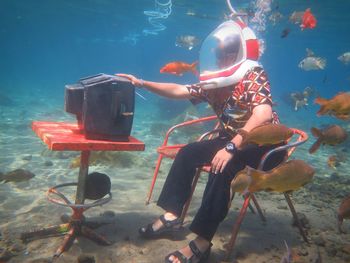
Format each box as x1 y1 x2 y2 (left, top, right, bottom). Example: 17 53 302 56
21 121 145 258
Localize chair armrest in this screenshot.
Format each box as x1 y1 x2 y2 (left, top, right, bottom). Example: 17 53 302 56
258 128 308 170
161 115 218 146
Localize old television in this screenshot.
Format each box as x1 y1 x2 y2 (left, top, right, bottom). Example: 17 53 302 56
64 73 135 141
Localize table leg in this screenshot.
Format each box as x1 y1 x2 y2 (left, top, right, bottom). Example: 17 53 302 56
75 150 90 204
21 149 114 258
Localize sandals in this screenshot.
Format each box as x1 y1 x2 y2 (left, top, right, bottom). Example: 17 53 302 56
165 240 212 263
139 215 182 238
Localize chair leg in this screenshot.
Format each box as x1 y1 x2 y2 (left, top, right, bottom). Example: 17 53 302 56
146 155 164 205
179 168 201 224
284 193 309 243
225 193 251 261
250 194 266 222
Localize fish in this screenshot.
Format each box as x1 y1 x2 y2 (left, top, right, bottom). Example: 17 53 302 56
237 123 294 147
299 49 326 71
185 10 220 21
314 92 350 120
283 87 316 111
269 11 283 25
294 98 308 111
280 28 291 38
289 11 304 24
231 159 315 194
303 86 317 98
290 92 308 111
0 169 35 183
308 125 348 154
175 35 200 50
300 8 317 30
160 61 198 76
327 154 346 169
338 195 350 233
338 52 350 65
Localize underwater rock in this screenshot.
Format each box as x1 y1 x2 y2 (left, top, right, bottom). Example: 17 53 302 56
69 151 140 168
41 148 73 159
149 122 169 137
313 235 326 247
77 254 96 263
22 155 32 161
43 160 53 166
101 210 116 218
0 169 35 183
0 249 14 261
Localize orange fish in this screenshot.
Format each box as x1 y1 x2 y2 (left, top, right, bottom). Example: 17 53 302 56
237 123 293 147
308 125 348 154
327 155 340 169
338 195 350 233
160 61 198 76
231 160 314 194
314 92 350 120
300 8 317 30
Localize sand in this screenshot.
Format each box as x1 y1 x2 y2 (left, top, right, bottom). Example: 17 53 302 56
1 92 350 263
1 165 350 263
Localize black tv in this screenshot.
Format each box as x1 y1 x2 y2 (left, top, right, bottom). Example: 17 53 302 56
65 73 135 141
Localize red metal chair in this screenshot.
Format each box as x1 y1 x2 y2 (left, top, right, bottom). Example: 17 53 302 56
145 115 218 205
146 115 265 223
224 128 309 260
146 116 309 260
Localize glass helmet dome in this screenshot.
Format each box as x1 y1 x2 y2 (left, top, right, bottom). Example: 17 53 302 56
199 20 260 89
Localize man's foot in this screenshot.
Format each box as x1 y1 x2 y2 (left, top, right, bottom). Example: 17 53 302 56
139 213 182 238
165 238 212 263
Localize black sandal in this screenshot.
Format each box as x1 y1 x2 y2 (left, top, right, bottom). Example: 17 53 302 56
164 240 212 263
139 215 182 238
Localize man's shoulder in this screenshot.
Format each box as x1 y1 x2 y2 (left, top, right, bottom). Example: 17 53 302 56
243 66 266 80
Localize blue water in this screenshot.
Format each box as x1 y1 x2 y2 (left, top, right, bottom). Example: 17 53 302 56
0 0 349 99
0 0 349 168
1 0 350 186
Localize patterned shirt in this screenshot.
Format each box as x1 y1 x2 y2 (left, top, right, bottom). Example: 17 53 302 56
187 67 280 136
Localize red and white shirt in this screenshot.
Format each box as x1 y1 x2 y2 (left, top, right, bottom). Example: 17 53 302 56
187 67 280 136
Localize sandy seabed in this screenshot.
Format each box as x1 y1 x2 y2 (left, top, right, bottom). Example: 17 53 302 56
1 95 350 263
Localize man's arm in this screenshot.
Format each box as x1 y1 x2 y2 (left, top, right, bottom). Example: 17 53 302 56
231 103 273 149
211 103 273 174
116 74 192 99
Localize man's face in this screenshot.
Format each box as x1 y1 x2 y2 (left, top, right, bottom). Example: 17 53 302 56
215 38 240 69
217 50 239 69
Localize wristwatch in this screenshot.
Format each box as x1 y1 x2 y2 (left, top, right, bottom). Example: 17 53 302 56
225 142 237 154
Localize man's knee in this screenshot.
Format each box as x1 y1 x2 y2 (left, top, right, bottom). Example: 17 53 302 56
177 143 197 159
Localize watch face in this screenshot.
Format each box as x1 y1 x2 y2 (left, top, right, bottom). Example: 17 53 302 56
227 143 234 150
226 142 236 153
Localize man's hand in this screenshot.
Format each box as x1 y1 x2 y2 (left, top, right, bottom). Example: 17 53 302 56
116 73 143 87
211 148 234 174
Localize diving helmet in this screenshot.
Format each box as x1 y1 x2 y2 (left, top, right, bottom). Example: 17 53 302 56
199 20 260 89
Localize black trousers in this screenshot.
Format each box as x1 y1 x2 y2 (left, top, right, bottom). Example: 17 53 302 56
157 136 286 241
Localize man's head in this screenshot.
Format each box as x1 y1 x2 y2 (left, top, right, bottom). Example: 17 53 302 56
215 34 241 69
199 20 260 89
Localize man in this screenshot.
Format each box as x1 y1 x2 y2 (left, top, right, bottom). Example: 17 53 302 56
118 20 285 263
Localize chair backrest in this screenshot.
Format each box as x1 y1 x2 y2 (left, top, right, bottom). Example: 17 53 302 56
258 128 309 171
